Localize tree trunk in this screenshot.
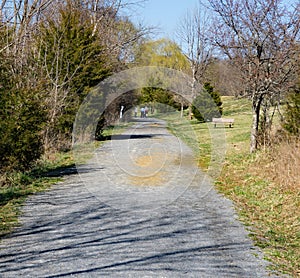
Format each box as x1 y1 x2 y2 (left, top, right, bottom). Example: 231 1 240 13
250 95 263 153
250 109 259 153
188 105 192 120
189 66 197 120
181 102 184 118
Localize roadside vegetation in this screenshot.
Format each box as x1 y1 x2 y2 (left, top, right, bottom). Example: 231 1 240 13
0 0 299 276
0 123 128 238
161 96 299 277
0 153 72 238
0 0 146 237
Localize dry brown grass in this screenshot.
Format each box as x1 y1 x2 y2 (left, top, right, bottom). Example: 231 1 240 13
256 138 300 191
247 138 300 276
216 136 300 276
186 97 300 276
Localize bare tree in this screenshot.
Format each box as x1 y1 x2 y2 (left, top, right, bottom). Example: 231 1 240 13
205 59 243 96
38 24 83 151
177 1 215 118
207 0 300 152
0 0 148 67
0 0 52 53
75 0 149 69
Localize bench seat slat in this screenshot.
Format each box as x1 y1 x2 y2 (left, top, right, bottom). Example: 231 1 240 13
212 118 234 127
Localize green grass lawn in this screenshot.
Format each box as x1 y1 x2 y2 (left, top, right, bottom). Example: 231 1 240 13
160 96 252 168
159 96 299 277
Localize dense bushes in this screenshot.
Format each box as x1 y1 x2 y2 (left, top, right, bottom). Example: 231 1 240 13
0 86 45 173
0 1 143 176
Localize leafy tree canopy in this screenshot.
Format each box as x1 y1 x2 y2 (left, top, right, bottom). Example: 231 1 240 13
135 38 190 71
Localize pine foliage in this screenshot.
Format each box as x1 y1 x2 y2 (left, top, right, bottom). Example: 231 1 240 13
192 82 223 122
283 89 300 135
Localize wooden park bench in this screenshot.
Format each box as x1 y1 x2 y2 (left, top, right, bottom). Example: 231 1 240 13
212 117 235 128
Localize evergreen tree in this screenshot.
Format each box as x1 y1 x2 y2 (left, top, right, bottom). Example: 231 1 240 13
139 75 179 112
283 88 300 135
0 67 45 172
192 82 223 122
36 5 110 151
0 24 45 173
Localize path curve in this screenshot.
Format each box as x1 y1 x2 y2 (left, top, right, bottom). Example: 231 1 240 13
0 118 274 277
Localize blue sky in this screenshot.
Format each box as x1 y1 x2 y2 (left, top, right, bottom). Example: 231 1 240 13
133 0 199 39
133 0 293 41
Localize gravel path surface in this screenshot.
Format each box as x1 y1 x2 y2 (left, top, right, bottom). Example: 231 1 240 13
0 118 274 277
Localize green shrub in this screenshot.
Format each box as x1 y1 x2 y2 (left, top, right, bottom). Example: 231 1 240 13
283 89 300 135
192 82 223 122
0 88 45 173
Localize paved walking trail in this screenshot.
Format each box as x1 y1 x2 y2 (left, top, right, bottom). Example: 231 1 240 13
0 118 273 277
